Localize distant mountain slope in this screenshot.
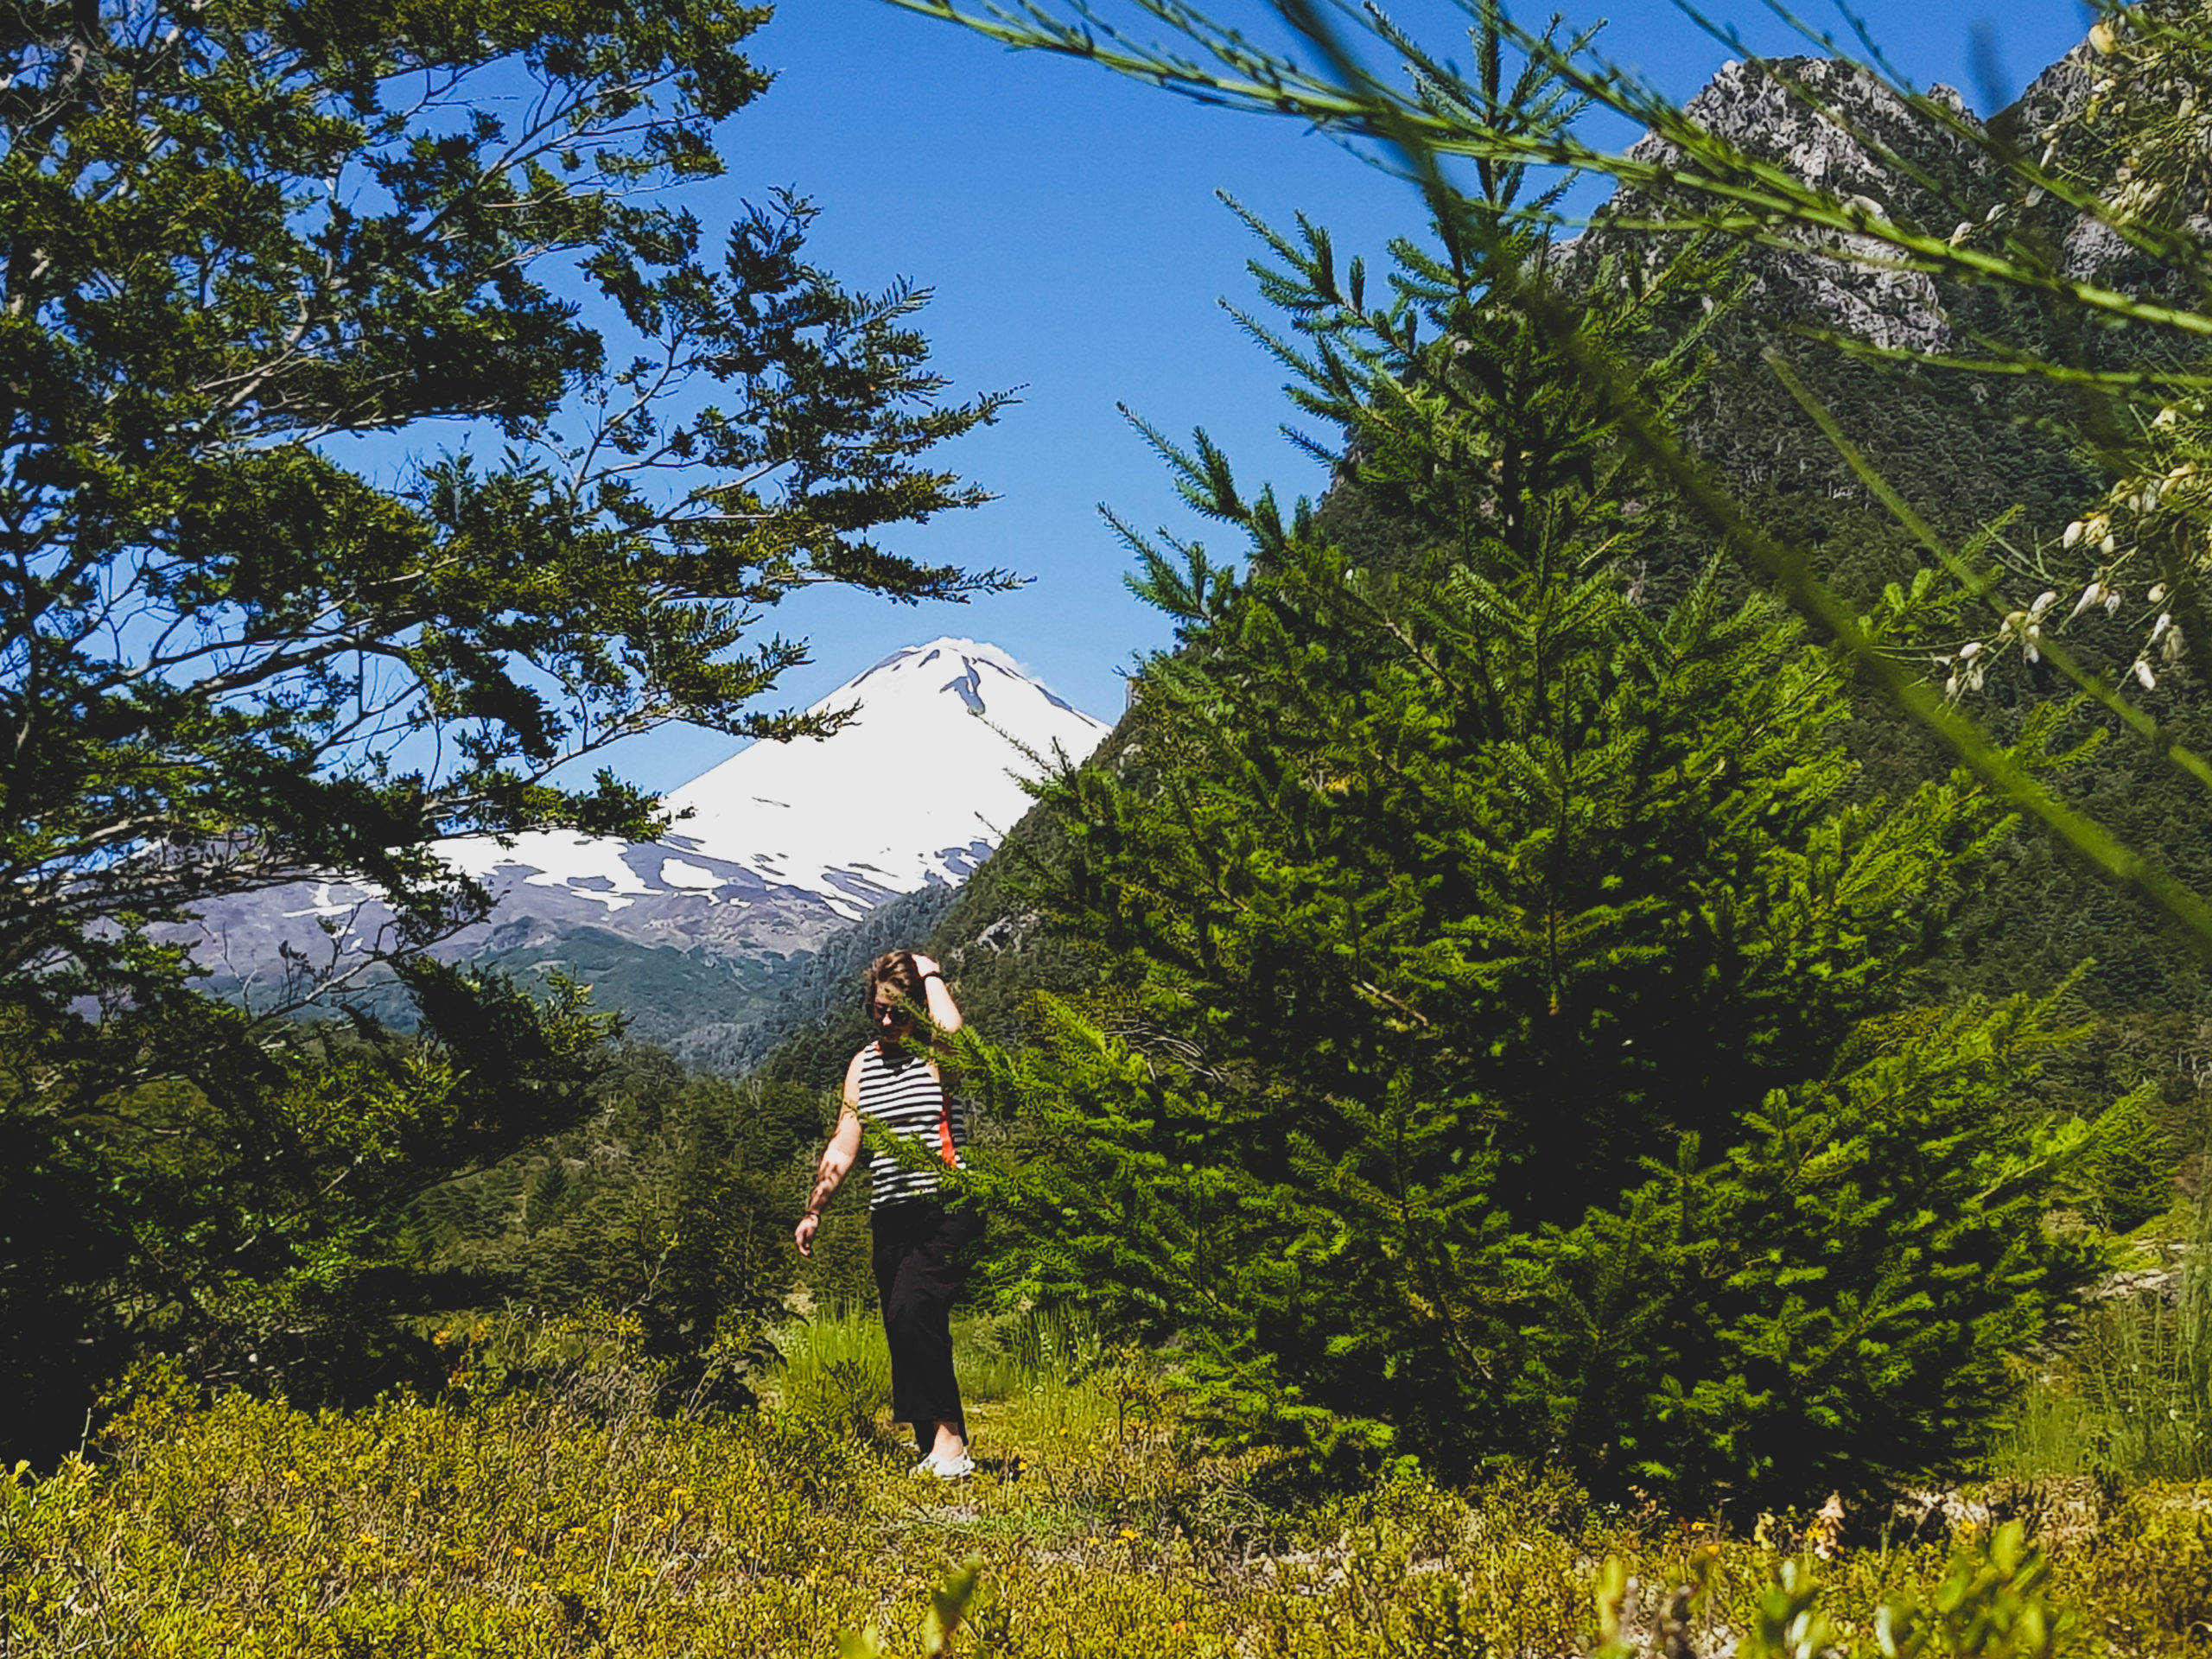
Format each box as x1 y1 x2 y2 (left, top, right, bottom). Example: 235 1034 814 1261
678 879 963 1079
176 640 1112 1049
1599 50 2212 1013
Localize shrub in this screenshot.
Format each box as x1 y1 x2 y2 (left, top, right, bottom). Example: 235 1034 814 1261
5 1367 2211 1659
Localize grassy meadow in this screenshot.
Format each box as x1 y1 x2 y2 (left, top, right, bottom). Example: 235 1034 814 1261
4 1302 2211 1659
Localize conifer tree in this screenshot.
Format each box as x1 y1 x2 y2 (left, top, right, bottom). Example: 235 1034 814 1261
951 36 2097 1510
896 0 2212 964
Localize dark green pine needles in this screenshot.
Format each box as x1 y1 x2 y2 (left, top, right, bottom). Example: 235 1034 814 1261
948 41 2098 1512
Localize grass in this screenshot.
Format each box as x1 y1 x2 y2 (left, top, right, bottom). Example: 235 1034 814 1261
5 1322 2212 1658
767 1304 1121 1458
1991 1192 2212 1483
770 1303 894 1441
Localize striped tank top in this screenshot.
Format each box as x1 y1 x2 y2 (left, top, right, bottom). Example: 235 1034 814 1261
856 1042 963 1209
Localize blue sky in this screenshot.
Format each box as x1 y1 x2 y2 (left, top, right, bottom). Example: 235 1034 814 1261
588 0 2098 793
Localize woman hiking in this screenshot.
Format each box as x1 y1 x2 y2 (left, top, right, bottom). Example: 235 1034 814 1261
792 949 980 1478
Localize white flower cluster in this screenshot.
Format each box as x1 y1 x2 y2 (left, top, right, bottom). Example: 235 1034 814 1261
1928 15 2212 711
2148 589 2188 686
2063 577 2123 620
2066 10 2212 250
1940 571 2188 702
1941 591 2056 698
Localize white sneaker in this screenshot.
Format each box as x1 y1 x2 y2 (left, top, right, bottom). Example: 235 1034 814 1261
925 1452 975 1480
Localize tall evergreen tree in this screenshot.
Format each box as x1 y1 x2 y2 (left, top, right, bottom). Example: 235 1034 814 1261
953 51 2095 1510
896 0 2212 965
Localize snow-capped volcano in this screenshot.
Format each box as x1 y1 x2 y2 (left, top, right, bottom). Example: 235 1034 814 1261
179 640 1112 1035
435 639 1111 918
665 637 1106 899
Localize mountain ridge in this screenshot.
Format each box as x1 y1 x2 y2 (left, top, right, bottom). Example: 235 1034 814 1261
175 638 1112 1053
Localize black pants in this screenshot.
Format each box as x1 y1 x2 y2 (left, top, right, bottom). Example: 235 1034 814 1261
871 1198 982 1441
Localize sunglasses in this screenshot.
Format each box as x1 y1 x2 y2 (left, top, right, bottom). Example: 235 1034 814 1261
872 1002 915 1024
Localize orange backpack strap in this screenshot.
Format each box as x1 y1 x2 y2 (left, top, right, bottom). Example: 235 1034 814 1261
936 1085 957 1167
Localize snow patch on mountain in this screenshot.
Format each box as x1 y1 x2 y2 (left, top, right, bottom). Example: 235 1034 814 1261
429 638 1110 922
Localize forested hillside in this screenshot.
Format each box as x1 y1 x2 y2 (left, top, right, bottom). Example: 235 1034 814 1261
757 761 1116 1092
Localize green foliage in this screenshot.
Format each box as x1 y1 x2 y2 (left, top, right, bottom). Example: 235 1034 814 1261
1708 1522 2071 1659
891 0 2212 963
768 1303 1110 1448
2060 1084 2176 1232
1994 1182 2212 1482
0 965 628 1464
872 0 2212 1024
9 1365 2211 1659
962 985 2099 1512
838 1556 982 1659
935 45 2094 1511
0 0 1016 1009
405 1049 833 1395
2 1368 871 1654
0 0 1019 1461
1522 996 2099 1507
2091 1484 2212 1649
957 1305 1109 1402
771 1303 895 1441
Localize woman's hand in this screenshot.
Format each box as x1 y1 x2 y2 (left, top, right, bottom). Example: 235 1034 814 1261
912 954 962 1038
794 1211 821 1257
